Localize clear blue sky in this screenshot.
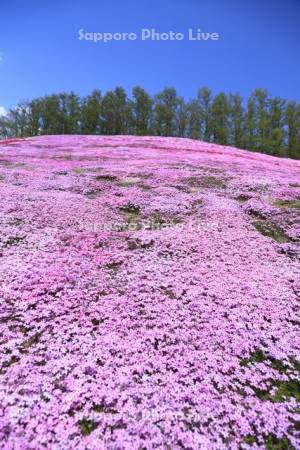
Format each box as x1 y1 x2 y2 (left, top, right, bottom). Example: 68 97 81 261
0 0 299 112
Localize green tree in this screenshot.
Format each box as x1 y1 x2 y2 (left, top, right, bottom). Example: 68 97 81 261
131 86 153 135
4 102 31 137
249 89 269 152
210 93 230 145
27 99 42 136
285 101 300 159
81 90 101 134
154 88 180 136
229 93 244 148
187 100 201 140
245 97 256 151
100 87 131 135
39 94 63 134
197 87 213 141
59 92 81 134
177 97 188 137
267 97 285 156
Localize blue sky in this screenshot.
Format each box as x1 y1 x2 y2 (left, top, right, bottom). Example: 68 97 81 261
0 0 299 112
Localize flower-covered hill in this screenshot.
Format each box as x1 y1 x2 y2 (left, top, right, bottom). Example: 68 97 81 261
0 135 300 449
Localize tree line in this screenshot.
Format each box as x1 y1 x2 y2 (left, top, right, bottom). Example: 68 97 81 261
1 86 300 159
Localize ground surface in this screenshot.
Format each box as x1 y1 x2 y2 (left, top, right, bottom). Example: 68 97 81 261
0 135 300 449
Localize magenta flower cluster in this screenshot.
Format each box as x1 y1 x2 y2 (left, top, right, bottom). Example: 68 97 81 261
0 136 299 449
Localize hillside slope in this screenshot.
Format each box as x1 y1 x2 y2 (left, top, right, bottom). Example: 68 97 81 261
0 136 300 449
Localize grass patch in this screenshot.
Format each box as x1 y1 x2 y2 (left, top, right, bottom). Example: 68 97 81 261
243 435 257 445
200 175 227 188
4 235 25 247
63 154 72 161
235 194 251 203
1 355 20 372
119 203 140 215
84 189 101 199
151 212 167 228
119 203 142 230
0 161 26 169
170 184 191 193
95 174 117 182
54 171 68 176
264 434 294 450
240 348 266 366
125 213 142 230
118 177 141 187
92 403 117 414
91 317 105 326
8 218 24 226
253 220 289 243
273 380 300 403
240 350 300 403
127 238 155 250
148 212 182 230
160 286 177 299
22 332 43 350
248 184 269 193
251 379 300 403
104 261 122 273
240 349 299 374
73 167 85 175
185 175 227 189
274 198 300 210
191 199 204 211
290 358 300 372
138 183 151 191
78 418 98 436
